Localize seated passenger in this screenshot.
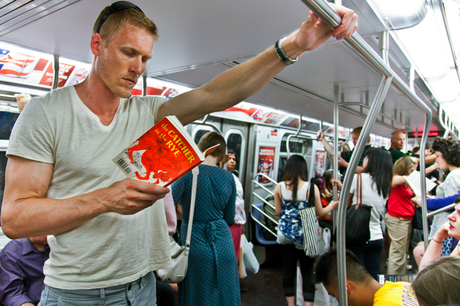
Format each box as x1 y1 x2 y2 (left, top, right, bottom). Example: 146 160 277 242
418 195 460 272
411 192 460 267
0 236 49 306
412 255 460 306
314 249 419 306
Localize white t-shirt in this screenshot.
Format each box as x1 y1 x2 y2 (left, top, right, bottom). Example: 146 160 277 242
232 174 246 225
7 86 171 290
350 173 387 241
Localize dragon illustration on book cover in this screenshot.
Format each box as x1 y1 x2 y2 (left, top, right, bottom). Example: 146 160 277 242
127 130 188 186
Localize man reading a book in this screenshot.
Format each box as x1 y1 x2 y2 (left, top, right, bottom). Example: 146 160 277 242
1 1 358 305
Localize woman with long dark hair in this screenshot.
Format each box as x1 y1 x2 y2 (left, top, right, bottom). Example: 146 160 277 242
347 148 393 280
274 155 337 306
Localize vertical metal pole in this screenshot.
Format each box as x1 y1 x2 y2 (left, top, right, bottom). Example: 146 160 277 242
336 76 393 306
52 54 60 90
408 66 415 91
421 112 432 250
332 83 339 232
143 75 147 96
379 31 389 64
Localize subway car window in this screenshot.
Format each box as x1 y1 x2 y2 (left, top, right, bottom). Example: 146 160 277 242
280 135 303 153
277 157 287 182
194 129 210 144
0 112 19 140
227 133 242 157
227 133 242 167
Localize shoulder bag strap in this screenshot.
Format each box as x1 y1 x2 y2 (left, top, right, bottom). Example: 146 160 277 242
355 173 362 210
308 182 315 208
185 166 199 247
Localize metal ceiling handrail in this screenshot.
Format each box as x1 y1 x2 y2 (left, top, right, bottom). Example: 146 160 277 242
426 203 456 218
191 114 223 135
339 102 411 129
286 114 316 158
300 2 433 304
300 0 431 115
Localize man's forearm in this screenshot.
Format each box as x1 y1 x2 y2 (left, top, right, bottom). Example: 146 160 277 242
1 190 108 239
170 38 298 125
321 138 336 159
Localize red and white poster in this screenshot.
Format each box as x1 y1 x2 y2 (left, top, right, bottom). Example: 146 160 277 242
257 146 276 183
146 78 188 99
315 150 326 177
0 46 52 88
221 102 287 125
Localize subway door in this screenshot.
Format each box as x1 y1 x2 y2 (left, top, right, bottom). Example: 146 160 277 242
246 125 280 263
277 130 314 182
221 119 249 188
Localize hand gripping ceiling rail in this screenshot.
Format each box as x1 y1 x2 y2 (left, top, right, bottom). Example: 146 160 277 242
299 1 433 305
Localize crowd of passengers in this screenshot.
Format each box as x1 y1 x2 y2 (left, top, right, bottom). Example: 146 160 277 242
0 1 459 306
2 125 460 306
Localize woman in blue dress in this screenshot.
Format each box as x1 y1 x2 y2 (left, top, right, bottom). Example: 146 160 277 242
172 131 239 306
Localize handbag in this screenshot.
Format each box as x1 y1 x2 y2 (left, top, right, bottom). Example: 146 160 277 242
300 183 325 257
346 173 372 246
156 166 199 283
241 234 260 274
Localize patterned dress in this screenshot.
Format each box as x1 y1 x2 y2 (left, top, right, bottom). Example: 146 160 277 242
277 181 309 244
172 164 240 306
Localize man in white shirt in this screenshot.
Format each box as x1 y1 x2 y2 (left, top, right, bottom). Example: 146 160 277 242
1 1 358 305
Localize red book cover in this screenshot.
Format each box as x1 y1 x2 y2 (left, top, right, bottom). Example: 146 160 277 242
113 115 219 186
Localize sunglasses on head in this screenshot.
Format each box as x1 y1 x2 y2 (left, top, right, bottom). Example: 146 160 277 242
95 1 143 34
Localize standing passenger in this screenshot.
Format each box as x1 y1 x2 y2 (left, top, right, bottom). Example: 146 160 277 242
225 151 246 262
385 156 418 275
274 155 338 306
0 1 358 305
388 131 436 165
346 148 393 280
317 127 371 179
172 132 239 306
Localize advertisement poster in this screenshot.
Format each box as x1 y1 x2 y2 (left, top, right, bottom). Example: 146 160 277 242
315 150 326 176
146 78 186 99
0 47 52 88
221 102 287 125
257 146 276 183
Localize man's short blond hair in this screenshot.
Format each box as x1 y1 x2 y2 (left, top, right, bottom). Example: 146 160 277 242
93 5 158 46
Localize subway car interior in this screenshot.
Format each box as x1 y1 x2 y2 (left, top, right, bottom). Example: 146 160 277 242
0 0 459 305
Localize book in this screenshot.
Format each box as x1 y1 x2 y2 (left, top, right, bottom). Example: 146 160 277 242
404 170 437 197
113 115 219 187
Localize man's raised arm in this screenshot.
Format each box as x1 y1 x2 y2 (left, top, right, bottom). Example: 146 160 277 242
158 4 358 125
